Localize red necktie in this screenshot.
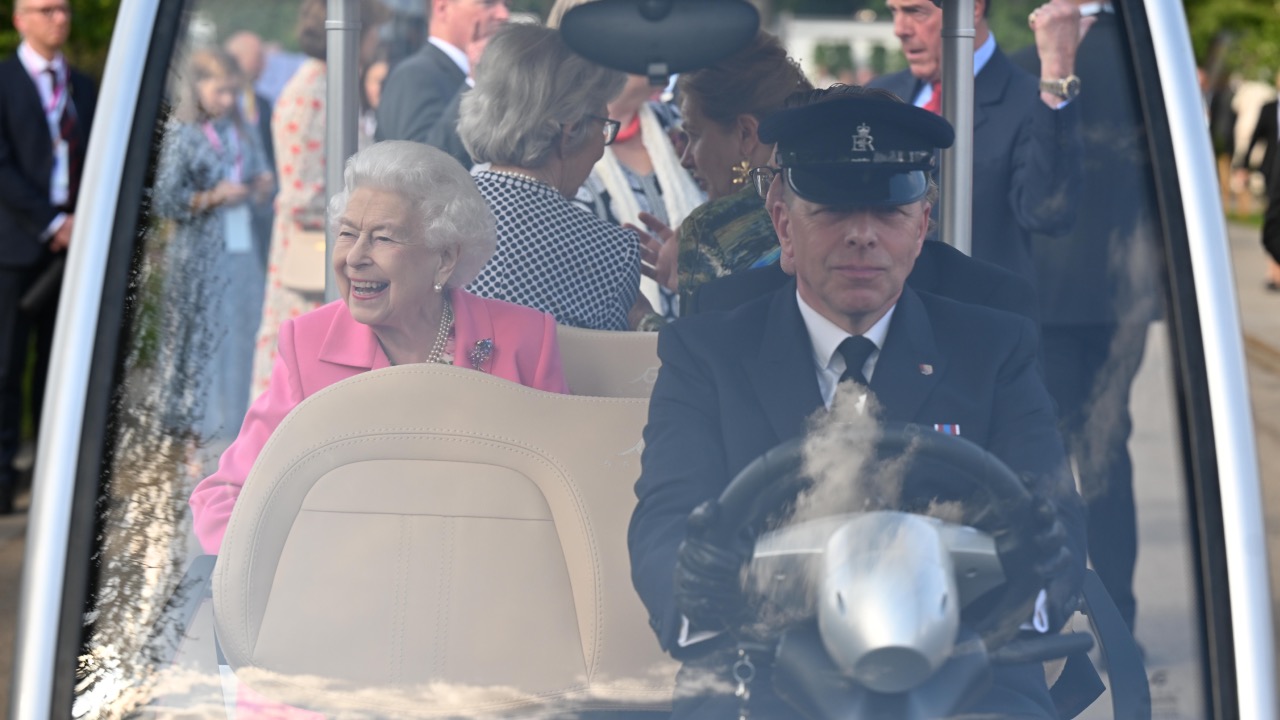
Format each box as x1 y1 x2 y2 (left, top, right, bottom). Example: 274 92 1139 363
922 81 942 115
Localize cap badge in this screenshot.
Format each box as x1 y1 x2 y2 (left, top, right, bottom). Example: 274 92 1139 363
919 363 933 375
851 123 875 153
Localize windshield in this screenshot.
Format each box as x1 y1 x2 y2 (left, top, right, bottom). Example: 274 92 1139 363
61 1 1218 718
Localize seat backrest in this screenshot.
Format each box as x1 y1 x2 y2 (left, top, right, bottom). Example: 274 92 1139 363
212 365 677 717
556 325 660 398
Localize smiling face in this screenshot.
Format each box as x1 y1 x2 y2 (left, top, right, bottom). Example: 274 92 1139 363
773 190 929 335
334 187 458 340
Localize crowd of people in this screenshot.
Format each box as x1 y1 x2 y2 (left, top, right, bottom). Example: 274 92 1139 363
0 0 1195 716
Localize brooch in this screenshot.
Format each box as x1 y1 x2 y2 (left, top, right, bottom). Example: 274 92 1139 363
469 338 494 370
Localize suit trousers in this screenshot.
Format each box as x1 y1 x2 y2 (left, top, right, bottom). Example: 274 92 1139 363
0 258 59 483
1041 323 1148 630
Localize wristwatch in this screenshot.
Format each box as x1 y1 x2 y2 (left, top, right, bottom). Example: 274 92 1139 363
1040 75 1082 100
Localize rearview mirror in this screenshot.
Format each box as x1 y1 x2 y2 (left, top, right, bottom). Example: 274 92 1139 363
559 0 760 85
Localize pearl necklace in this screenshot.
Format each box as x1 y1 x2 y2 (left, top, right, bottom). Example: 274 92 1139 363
489 169 551 187
426 298 454 365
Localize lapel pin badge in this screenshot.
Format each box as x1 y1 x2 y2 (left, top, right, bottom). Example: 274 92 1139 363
919 363 933 376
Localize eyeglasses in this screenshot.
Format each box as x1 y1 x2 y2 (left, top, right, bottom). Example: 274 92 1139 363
586 114 622 145
749 165 783 199
22 4 71 19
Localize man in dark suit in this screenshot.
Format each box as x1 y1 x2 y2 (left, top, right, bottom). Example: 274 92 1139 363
1238 82 1280 288
0 0 97 513
629 89 1084 718
1012 1 1162 635
224 30 277 269
376 0 508 167
870 0 1083 285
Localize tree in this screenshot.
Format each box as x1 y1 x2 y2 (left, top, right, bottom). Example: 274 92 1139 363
1185 0 1280 79
0 0 121 80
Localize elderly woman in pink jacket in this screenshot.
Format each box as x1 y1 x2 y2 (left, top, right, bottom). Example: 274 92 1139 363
190 141 568 554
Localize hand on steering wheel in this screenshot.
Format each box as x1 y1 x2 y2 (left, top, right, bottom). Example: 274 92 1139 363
673 500 752 633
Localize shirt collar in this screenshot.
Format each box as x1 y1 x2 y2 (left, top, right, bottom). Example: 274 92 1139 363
796 290 896 374
915 33 996 106
428 36 470 78
17 41 64 77
973 32 997 76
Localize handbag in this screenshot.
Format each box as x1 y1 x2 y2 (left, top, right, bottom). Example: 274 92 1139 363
280 227 327 294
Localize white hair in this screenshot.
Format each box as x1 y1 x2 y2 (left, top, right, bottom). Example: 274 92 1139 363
457 23 625 168
328 141 497 287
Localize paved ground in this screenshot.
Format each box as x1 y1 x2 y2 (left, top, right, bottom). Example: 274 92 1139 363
0 224 1277 719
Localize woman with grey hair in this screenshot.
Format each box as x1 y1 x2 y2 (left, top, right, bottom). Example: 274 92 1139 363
459 23 644 331
190 141 568 554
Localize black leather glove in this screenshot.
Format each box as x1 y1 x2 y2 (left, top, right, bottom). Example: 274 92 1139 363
1031 497 1072 581
1032 497 1081 631
672 500 750 633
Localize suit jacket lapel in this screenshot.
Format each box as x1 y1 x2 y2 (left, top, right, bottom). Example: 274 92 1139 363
425 42 467 84
745 284 826 442
974 47 1013 133
869 287 944 422
4 57 50 134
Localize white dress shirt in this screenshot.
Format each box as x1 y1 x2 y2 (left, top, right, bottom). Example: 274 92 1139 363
17 41 71 239
797 291 896 409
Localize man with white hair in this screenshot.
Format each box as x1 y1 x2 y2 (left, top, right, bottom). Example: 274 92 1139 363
376 0 509 166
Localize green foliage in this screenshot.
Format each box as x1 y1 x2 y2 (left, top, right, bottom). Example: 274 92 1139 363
0 0 121 80
1185 0 1280 79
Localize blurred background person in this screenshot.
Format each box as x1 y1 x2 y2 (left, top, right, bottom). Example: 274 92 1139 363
191 140 568 555
153 47 273 475
360 50 389 147
666 32 812 308
1013 0 1163 636
250 0 387 399
377 0 508 168
1236 70 1280 291
871 0 1084 287
224 30 277 269
0 0 96 514
547 0 705 323
459 24 643 331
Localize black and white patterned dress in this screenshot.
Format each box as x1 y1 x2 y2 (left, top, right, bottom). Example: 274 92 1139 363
468 170 640 331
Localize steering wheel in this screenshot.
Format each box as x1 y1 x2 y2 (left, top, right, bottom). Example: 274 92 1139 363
703 423 1045 651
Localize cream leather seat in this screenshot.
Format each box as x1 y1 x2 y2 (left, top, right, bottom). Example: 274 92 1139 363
212 365 676 717
555 326 660 398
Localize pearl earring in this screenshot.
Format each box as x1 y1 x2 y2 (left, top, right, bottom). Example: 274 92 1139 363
433 282 443 292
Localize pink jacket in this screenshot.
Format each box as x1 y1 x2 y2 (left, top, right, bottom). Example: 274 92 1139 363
189 289 567 553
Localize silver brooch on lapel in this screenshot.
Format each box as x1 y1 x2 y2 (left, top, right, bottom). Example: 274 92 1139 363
469 338 494 370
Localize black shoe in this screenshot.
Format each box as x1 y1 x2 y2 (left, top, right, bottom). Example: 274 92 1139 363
0 478 13 515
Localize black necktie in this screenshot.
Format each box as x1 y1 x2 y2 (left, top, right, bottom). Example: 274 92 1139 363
837 336 876 387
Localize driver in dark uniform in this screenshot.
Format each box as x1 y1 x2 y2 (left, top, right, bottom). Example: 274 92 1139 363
628 86 1087 719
